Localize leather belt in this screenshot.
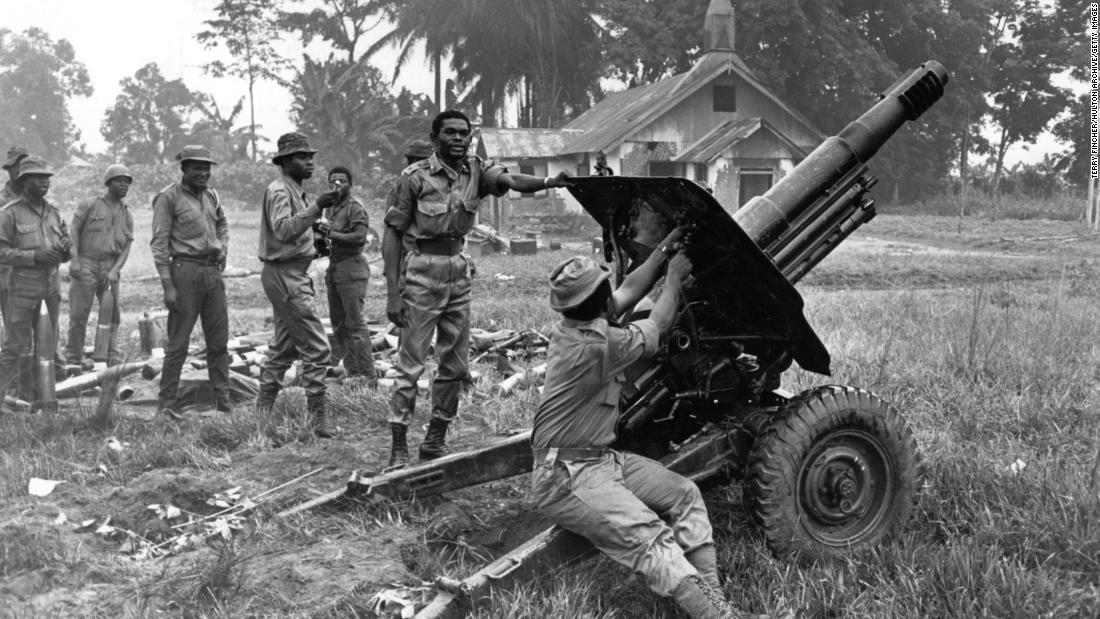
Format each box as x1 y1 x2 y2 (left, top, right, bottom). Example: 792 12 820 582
173 254 219 266
533 446 608 466
416 237 464 256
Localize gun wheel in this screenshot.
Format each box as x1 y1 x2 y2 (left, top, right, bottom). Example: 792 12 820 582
744 385 920 559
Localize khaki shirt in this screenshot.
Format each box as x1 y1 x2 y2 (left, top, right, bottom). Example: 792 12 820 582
72 195 133 259
327 196 369 260
383 153 506 248
0 197 70 268
258 174 316 262
150 183 228 278
531 317 660 450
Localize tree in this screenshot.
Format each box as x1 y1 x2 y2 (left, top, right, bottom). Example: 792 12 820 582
280 0 391 65
190 94 252 163
197 0 291 162
0 27 92 162
984 0 1074 196
100 63 196 164
597 0 709 86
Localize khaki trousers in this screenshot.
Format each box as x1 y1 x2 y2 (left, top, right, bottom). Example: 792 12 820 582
389 252 471 425
530 450 712 597
259 260 331 397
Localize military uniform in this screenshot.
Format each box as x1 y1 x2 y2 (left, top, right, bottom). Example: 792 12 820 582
0 167 70 396
383 153 506 428
256 173 331 404
66 191 133 365
150 176 230 413
0 180 18 330
325 195 373 378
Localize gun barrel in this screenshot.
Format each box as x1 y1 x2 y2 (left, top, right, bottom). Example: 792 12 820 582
735 60 949 250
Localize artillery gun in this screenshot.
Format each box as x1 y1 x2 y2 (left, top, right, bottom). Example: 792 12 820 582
282 60 949 618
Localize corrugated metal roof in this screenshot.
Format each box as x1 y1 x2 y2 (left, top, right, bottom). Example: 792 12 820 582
673 117 807 162
561 51 823 155
477 128 581 159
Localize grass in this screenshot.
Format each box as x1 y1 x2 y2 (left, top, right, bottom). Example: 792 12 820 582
2 209 1100 617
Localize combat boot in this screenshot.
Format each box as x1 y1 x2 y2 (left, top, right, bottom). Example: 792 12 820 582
254 385 279 416
418 417 450 461
388 423 410 469
671 575 738 619
685 545 722 592
307 393 336 438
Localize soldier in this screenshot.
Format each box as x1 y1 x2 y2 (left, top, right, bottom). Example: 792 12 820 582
0 156 71 396
1 147 29 327
323 165 374 384
529 237 751 618
254 132 344 438
150 146 231 419
382 109 571 467
66 164 134 367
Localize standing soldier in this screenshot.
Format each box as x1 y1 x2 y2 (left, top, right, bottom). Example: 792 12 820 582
1 147 30 328
150 146 230 419
382 109 571 467
254 133 344 438
323 166 374 384
66 164 134 367
0 156 71 396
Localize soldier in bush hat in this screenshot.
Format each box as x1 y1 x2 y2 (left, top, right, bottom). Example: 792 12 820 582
402 139 434 166
65 163 134 368
150 145 230 419
254 132 345 438
0 155 72 400
529 230 746 617
0 147 30 338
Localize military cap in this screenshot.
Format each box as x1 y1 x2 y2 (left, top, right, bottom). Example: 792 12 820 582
104 163 132 184
2 146 28 170
175 145 218 165
15 155 54 180
272 132 317 163
403 139 434 160
548 255 612 311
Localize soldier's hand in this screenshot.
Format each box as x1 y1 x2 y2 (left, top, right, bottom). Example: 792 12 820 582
216 248 227 272
659 226 689 253
163 285 180 312
69 259 83 280
667 252 693 281
106 269 120 283
386 295 407 328
33 248 61 266
316 190 341 209
314 221 331 236
546 170 574 188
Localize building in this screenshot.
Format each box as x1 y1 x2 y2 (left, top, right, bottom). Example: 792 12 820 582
477 0 824 218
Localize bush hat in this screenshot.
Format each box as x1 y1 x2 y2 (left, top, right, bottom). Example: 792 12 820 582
15 155 53 180
403 139 434 160
2 146 28 170
549 255 612 312
175 145 218 165
272 132 317 163
104 163 132 184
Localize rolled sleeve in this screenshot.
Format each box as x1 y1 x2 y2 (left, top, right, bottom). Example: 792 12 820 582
604 318 660 378
479 160 508 198
149 192 174 279
347 200 370 229
384 175 415 233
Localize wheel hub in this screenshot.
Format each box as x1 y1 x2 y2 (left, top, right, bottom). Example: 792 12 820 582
798 429 895 546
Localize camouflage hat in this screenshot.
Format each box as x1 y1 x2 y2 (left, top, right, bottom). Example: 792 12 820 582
548 255 611 311
175 145 218 165
2 146 28 170
15 155 53 180
104 163 132 184
272 132 317 163
403 139 434 160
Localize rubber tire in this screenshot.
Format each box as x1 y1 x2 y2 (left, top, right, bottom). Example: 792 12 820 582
744 385 921 560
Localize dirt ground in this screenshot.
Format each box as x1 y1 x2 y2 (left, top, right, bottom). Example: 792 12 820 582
2 214 1098 618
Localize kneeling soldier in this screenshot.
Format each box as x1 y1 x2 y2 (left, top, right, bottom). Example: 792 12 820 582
66 164 134 367
531 231 753 618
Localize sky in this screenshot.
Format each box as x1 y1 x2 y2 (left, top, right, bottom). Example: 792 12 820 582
1 0 444 155
0 0 1075 166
